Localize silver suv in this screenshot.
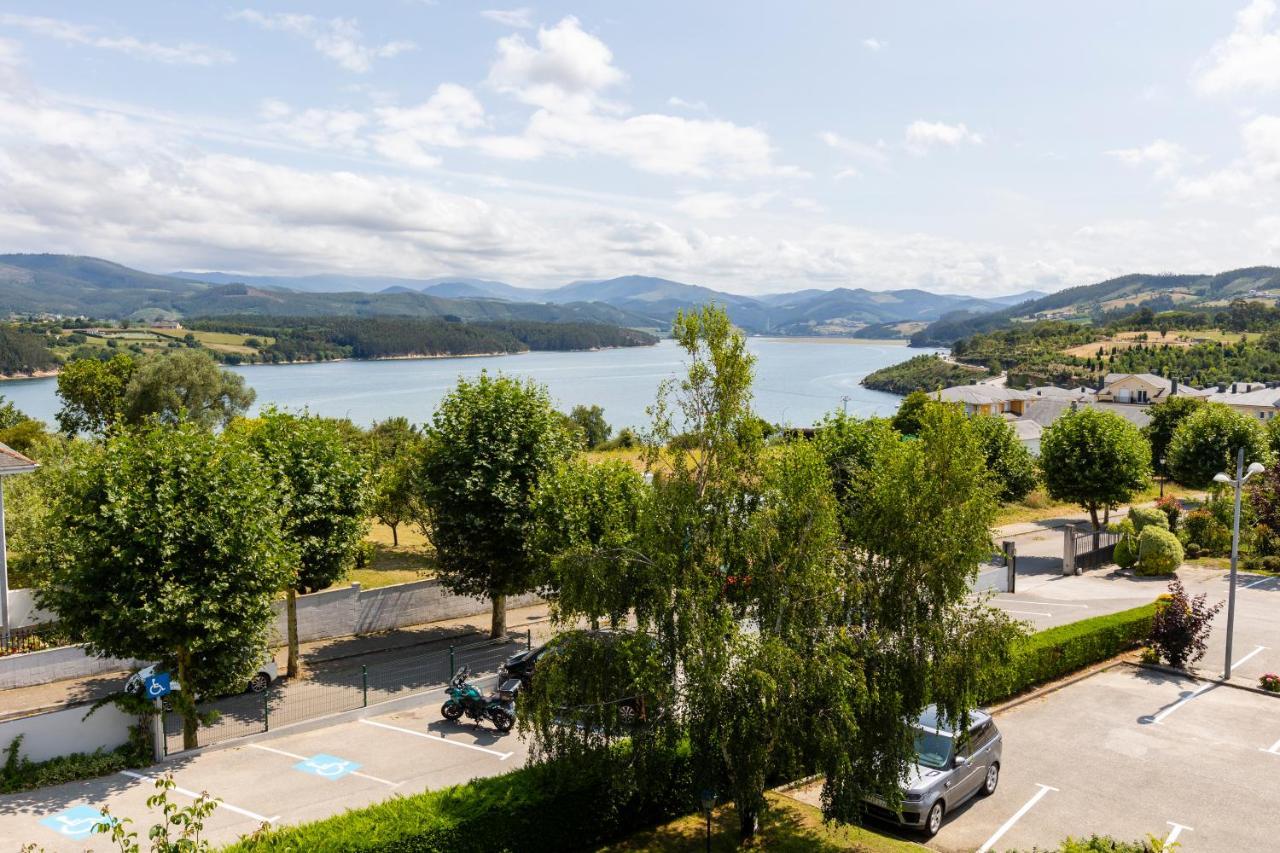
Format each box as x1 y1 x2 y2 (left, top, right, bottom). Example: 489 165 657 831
864 705 1002 838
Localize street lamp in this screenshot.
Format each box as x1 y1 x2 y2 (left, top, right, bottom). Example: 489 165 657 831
699 788 716 853
1213 447 1265 680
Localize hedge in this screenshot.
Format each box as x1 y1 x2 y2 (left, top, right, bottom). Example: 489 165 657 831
980 602 1157 704
2 736 142 794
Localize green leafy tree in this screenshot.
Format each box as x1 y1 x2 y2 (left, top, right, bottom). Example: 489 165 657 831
811 412 898 531
234 409 370 677
567 404 611 449
416 372 575 638
32 423 291 749
1040 407 1151 529
1166 403 1272 488
54 353 136 435
367 418 425 546
0 395 29 431
122 350 255 430
1143 396 1205 476
970 413 1039 502
890 389 931 436
1136 527 1183 576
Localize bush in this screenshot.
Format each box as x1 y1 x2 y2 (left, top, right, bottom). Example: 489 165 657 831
1 735 143 794
1150 579 1221 669
1180 509 1231 556
1128 506 1168 534
1110 520 1138 569
352 540 376 569
1136 527 1183 576
1049 836 1163 853
1264 556 1280 574
1154 496 1182 532
1184 542 1201 559
980 603 1157 704
1260 673 1280 693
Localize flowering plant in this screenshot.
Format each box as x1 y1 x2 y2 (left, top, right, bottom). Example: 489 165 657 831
1260 673 1280 693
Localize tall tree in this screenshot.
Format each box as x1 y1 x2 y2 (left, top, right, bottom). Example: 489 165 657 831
122 350 255 430
234 409 370 677
567 404 612 449
970 413 1039 502
416 372 575 638
368 418 424 546
55 353 136 435
1144 396 1206 477
1167 402 1272 488
890 389 931 436
1039 407 1151 529
32 423 291 749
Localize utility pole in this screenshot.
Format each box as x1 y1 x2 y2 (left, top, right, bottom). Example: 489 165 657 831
841 395 850 416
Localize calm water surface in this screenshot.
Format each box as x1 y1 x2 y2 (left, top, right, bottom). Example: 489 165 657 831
0 338 937 430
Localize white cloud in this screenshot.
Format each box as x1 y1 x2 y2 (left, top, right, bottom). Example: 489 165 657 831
904 120 983 154
862 38 885 51
1172 114 1280 201
673 191 773 219
834 167 862 181
258 100 370 152
481 9 535 29
232 10 414 73
487 16 625 110
818 131 890 166
1193 0 1280 95
1107 139 1192 178
0 13 233 65
667 96 708 113
373 84 488 167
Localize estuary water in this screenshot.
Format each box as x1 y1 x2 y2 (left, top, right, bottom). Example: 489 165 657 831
0 338 937 430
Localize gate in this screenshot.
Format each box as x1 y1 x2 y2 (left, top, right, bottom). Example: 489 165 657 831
974 540 1017 594
1062 524 1120 575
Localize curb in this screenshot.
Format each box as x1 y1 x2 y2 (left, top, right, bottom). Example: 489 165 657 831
986 652 1138 716
1128 660 1280 700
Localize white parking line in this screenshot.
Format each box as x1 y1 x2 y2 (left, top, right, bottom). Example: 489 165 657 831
995 599 1089 608
1260 736 1280 755
976 783 1057 853
1164 822 1192 848
1225 645 1267 677
119 771 279 824
247 743 401 787
996 608 1053 618
1242 576 1277 589
359 718 514 760
1150 682 1215 725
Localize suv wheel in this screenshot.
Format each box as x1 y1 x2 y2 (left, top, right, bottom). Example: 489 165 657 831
248 673 270 693
924 801 944 838
982 763 999 796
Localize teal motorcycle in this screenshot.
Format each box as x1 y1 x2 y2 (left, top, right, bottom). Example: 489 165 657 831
441 666 517 733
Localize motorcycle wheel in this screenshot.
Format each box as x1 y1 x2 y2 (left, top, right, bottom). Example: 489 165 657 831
441 700 464 721
488 709 514 733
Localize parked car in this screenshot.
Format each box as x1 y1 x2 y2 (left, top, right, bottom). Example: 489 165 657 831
863 705 1002 838
498 629 657 724
124 659 279 699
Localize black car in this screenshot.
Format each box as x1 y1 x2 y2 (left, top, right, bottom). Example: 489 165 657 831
498 630 656 724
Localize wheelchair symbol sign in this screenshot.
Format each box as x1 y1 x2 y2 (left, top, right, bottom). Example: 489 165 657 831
294 753 360 780
39 805 114 840
143 672 172 699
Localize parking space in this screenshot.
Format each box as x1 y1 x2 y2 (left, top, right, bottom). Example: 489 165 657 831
0 682 529 851
925 665 1280 852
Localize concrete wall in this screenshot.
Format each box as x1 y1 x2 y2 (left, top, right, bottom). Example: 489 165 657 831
0 698 135 762
0 644 141 690
5 588 53 628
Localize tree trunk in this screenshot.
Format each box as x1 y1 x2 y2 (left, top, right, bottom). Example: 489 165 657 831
287 588 300 678
390 524 399 547
177 648 198 750
1088 504 1101 531
490 593 506 639
738 803 759 841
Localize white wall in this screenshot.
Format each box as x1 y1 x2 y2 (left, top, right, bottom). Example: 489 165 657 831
0 645 141 690
5 588 53 628
0 700 134 762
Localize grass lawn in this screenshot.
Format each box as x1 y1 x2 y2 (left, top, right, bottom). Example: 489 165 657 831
335 522 437 590
598 791 920 852
995 483 1203 528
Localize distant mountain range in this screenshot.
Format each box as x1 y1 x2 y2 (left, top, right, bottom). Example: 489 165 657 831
2 253 1053 337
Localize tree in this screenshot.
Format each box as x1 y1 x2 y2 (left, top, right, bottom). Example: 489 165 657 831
1166 403 1272 488
1040 407 1151 529
970 414 1039 502
811 412 898 532
891 389 931 436
55 353 136 435
1136 527 1183 576
32 423 291 749
234 409 370 677
122 350 255 430
368 418 424 546
416 372 575 638
567 404 611 449
0 395 29 431
1144 396 1205 477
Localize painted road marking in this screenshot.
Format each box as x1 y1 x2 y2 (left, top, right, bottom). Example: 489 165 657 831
1260 736 1280 755
1242 576 1277 589
120 771 279 824
996 608 1053 618
976 783 1057 853
248 743 400 787
39 806 113 840
359 717 514 760
1225 645 1267 676
1164 822 1192 848
996 599 1089 608
1149 682 1215 725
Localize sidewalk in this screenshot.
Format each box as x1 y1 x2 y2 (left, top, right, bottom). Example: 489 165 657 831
0 601 556 721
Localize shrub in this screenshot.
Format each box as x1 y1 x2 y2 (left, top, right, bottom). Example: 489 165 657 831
1052 836 1164 852
1137 527 1183 576
352 540 376 570
1154 496 1182 532
1110 519 1138 569
1264 556 1280 574
1260 673 1280 693
1150 578 1221 669
1180 509 1230 556
1 735 143 794
980 603 1157 704
1184 542 1201 559
1128 506 1169 534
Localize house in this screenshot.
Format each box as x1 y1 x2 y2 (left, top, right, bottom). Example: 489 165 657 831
1095 373 1174 404
1206 385 1280 421
936 384 1035 417
151 320 183 330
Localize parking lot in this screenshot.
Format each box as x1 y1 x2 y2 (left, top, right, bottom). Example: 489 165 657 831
0 680 527 851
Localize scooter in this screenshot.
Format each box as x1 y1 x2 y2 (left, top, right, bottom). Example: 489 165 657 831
440 665 519 733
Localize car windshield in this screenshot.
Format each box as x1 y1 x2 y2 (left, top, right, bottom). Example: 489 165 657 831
914 727 954 770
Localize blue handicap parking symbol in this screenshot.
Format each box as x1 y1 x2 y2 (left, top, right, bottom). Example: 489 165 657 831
293 753 360 780
143 672 172 699
39 805 114 840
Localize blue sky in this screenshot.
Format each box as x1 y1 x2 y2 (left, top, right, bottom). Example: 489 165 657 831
0 2 1278 295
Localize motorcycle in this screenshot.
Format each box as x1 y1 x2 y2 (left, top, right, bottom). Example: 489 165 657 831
440 666 519 733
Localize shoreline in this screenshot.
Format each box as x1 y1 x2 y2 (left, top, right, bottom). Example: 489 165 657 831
757 335 911 346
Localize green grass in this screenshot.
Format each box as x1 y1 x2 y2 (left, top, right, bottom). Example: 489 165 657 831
994 485 1202 527
330 522 436 591
598 791 920 852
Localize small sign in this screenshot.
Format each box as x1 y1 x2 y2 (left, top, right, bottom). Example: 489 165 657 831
143 672 172 699
39 805 114 840
294 753 360 780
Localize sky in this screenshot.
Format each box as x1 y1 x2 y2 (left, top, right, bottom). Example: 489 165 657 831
0 2 1278 297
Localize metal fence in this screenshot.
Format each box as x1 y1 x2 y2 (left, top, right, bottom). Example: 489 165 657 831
0 623 76 657
1062 524 1121 575
163 633 530 754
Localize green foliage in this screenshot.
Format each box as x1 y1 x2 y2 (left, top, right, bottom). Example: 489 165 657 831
861 353 989 394
811 412 898 531
367 418 425 546
1151 579 1221 669
597 427 640 450
0 395 30 430
416 372 575 636
1166 403 1271 488
1110 520 1138 570
1128 506 1168 533
1039 407 1151 529
1 735 143 794
1035 835 1166 852
1144 396 1205 475
889 389 931 436
1136 527 1183 576
120 349 255 430
1179 509 1231 556
55 353 136 435
567 404 611 449
0 419 50 455
0 325 59 376
32 422 292 748
971 413 1039 502
96 773 219 853
1154 496 1182 531
980 603 1157 704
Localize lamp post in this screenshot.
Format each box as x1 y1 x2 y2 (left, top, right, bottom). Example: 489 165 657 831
699 788 715 853
1213 447 1265 680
